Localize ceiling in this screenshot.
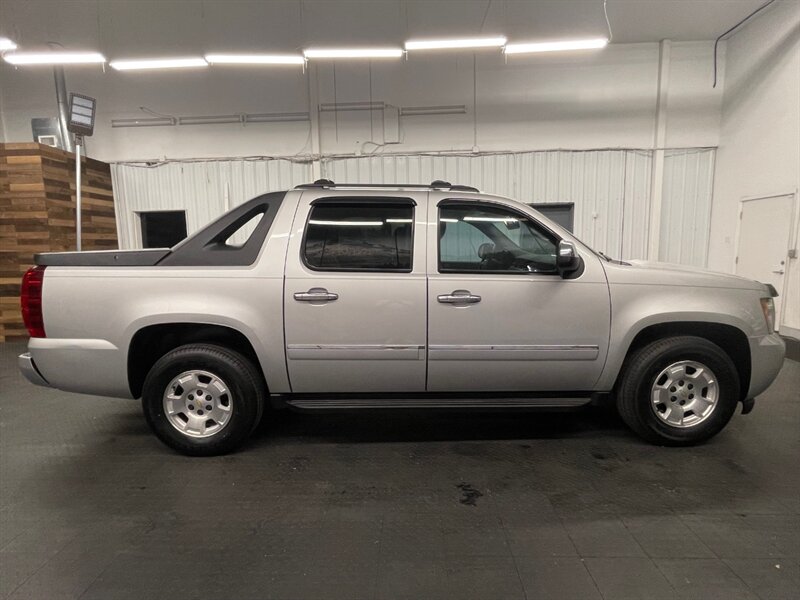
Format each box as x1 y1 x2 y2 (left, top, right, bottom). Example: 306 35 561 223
0 0 772 57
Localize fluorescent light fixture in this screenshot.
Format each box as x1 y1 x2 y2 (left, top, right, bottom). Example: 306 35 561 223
205 54 304 65
246 111 310 123
386 218 413 223
0 37 17 51
3 51 105 65
110 57 207 70
179 115 242 126
308 220 383 226
405 36 506 51
401 104 467 116
504 38 608 54
304 48 403 59
111 117 176 128
320 101 385 112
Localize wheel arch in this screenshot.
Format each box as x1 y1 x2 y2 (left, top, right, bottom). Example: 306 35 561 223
613 321 751 401
128 322 266 398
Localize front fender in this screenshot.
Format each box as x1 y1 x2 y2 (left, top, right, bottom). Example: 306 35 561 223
595 284 764 391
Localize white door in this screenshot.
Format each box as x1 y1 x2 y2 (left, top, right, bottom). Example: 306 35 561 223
283 192 427 393
736 194 795 329
426 197 611 392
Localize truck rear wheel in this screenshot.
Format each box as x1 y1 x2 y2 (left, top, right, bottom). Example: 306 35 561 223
616 336 740 445
142 344 265 456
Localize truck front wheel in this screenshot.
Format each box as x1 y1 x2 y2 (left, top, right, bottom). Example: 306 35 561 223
142 344 265 456
617 336 740 445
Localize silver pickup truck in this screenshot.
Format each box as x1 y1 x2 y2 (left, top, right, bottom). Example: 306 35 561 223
18 180 785 455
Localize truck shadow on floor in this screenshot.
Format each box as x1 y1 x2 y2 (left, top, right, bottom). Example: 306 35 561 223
251 405 633 445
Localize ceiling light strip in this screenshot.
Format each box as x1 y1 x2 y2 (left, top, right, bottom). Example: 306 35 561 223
0 37 17 51
405 37 506 51
179 115 243 125
319 101 386 112
400 105 467 116
111 117 175 128
504 38 608 54
4 52 106 65
205 54 304 65
110 57 207 70
304 48 403 59
246 112 310 122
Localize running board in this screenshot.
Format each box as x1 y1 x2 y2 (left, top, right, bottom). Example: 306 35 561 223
281 396 592 410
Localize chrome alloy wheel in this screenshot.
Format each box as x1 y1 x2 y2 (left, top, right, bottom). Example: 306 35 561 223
651 360 719 428
162 370 233 438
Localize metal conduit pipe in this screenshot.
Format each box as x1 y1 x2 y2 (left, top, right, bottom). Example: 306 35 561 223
53 66 73 152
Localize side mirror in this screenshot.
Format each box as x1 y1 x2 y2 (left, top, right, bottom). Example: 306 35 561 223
556 240 581 277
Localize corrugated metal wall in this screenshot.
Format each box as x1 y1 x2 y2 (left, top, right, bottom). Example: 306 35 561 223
111 159 311 248
659 149 715 266
111 148 714 266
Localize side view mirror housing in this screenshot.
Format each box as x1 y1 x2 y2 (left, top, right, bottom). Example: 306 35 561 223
556 240 582 277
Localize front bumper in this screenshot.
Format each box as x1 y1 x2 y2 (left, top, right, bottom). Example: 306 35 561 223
747 332 786 398
18 352 50 387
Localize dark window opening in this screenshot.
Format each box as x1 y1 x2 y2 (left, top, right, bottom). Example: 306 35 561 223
303 202 413 271
140 211 187 249
529 202 575 232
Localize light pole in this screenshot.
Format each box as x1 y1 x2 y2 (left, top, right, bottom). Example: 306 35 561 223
66 94 96 251
74 134 83 250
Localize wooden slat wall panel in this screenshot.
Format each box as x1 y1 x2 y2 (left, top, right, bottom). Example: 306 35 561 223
0 143 118 342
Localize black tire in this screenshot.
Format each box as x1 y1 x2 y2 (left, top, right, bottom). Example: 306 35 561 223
616 336 740 446
142 343 265 456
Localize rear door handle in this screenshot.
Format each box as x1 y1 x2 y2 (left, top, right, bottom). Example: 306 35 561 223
294 288 339 302
437 290 481 304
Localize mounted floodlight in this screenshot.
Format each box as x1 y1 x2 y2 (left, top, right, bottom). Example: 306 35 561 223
67 93 96 136
504 38 608 54
3 51 106 65
0 37 17 51
405 36 507 51
303 48 403 59
205 54 305 65
110 57 208 70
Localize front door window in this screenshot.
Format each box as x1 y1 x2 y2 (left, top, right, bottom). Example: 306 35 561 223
439 204 558 274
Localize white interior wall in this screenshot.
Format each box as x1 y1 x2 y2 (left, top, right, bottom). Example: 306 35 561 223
0 40 723 161
0 0 730 160
709 0 800 333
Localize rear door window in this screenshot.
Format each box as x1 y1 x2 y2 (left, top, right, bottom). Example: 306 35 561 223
303 202 413 271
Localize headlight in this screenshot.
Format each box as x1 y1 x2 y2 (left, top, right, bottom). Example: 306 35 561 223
760 297 775 333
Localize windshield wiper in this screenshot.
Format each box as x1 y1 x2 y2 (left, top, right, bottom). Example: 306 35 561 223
597 251 612 261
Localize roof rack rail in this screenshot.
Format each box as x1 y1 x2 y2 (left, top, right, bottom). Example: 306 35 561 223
294 179 479 192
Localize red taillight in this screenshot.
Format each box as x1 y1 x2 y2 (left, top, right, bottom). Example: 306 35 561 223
21 266 46 338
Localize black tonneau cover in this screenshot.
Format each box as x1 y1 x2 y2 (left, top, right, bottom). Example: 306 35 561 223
35 249 170 267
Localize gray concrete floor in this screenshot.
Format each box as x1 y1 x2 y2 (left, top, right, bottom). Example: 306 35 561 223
1 341 798 600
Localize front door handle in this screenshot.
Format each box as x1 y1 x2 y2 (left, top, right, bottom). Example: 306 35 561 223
294 288 339 302
437 289 481 304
